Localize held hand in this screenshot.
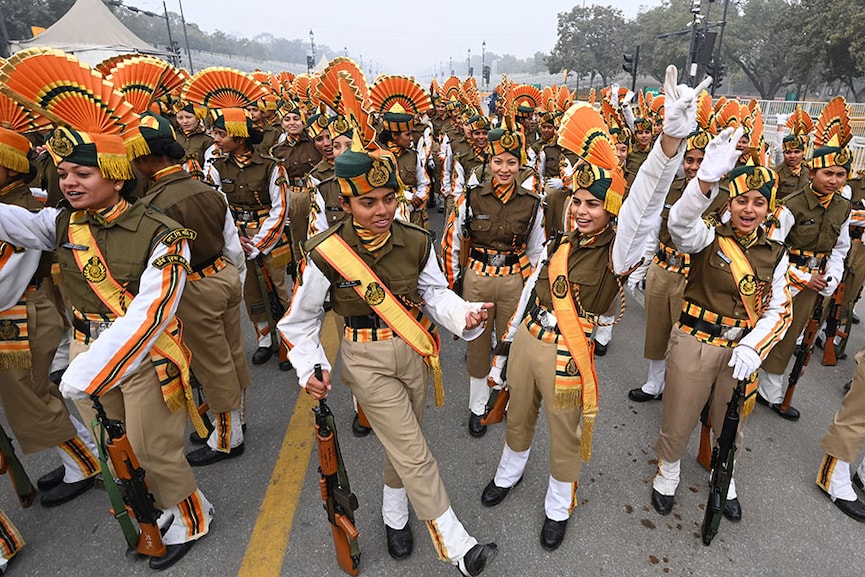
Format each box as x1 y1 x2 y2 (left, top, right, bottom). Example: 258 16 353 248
465 302 494 330
546 178 564 191
818 275 838 297
487 355 507 388
239 236 256 255
696 127 745 184
306 369 332 400
411 195 426 208
662 65 713 139
728 345 761 381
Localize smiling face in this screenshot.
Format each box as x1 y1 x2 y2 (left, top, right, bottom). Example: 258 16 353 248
57 161 122 210
728 189 769 235
471 129 489 149
540 122 556 143
313 130 333 160
634 128 652 148
339 187 397 235
683 149 705 181
569 188 611 236
281 112 305 136
490 151 520 186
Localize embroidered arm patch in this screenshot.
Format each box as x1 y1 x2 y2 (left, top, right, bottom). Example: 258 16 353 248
162 228 198 245
152 254 191 272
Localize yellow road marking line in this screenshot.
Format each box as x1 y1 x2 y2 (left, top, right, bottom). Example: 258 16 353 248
238 392 317 577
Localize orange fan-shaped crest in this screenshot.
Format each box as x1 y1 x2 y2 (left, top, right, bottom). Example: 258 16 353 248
181 67 268 109
0 93 51 133
441 76 462 101
105 55 187 113
786 105 814 136
557 85 573 113
814 96 852 148
513 84 542 109
542 86 556 113
587 88 596 107
291 73 316 105
370 75 432 115
696 90 714 134
558 102 621 174
338 72 376 150
316 58 368 113
0 47 138 140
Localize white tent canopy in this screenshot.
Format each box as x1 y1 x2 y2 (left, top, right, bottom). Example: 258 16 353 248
9 0 170 66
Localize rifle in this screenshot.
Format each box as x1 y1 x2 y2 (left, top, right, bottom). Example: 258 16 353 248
696 402 713 471
0 422 36 508
822 277 847 366
453 185 473 298
241 224 287 356
701 379 745 546
781 293 825 414
92 396 166 558
482 342 511 427
313 364 360 576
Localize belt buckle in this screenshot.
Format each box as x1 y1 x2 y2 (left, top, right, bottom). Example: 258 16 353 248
538 309 557 329
721 326 743 341
89 321 113 340
668 254 682 268
489 254 507 267
807 256 818 269
237 210 255 221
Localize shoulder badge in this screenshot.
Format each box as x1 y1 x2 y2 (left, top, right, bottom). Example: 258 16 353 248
162 228 198 246
152 254 191 272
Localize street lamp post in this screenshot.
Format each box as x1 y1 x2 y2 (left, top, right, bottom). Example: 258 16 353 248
176 0 194 72
309 29 316 72
467 48 471 77
481 40 486 86
449 56 453 76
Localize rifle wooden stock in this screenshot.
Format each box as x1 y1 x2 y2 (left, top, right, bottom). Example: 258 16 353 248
481 383 509 426
356 403 371 429
313 366 360 576
781 298 824 413
0 424 36 508
822 280 846 366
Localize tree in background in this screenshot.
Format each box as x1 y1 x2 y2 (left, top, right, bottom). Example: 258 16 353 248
547 5 628 88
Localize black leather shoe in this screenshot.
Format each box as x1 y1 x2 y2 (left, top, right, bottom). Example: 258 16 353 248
351 414 372 437
37 465 65 491
854 472 865 492
458 542 497 576
40 476 96 507
468 413 488 438
149 541 194 570
593 342 608 356
385 524 413 560
189 429 208 445
251 347 273 365
186 443 245 467
723 497 742 522
832 497 865 522
481 476 522 507
279 360 293 371
854 312 861 325
437 205 445 214
540 517 568 551
628 388 662 402
755 394 800 421
651 489 674 515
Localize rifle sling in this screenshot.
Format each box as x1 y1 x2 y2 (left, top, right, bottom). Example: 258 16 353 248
92 418 139 549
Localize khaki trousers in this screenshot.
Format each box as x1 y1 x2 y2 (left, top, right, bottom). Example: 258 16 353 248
505 322 584 482
821 346 865 462
643 262 687 360
340 337 449 520
463 268 523 378
72 341 197 509
177 263 250 413
762 288 819 374
288 188 311 264
243 252 290 325
0 283 75 453
655 328 749 464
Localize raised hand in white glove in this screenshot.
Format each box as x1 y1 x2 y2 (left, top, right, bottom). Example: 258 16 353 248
696 127 745 184
728 345 761 381
610 83 621 108
662 65 713 139
546 178 563 191
487 355 507 388
59 379 91 402
622 90 635 107
820 275 840 298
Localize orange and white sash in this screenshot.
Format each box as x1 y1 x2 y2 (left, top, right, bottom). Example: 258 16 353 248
549 240 600 462
68 215 207 437
315 234 446 406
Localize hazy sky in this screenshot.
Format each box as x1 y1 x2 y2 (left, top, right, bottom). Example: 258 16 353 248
134 0 661 76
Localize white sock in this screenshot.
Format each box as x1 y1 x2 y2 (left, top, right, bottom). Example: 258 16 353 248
256 322 271 348
468 377 490 416
642 359 666 395
425 506 477 565
206 408 244 451
544 475 576 521
382 485 409 529
828 459 858 501
653 458 680 496
493 444 531 488
757 370 784 404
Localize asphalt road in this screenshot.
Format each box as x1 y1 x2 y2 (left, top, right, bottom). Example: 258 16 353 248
4 208 865 576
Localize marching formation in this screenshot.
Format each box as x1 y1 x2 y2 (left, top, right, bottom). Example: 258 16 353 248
0 45 862 576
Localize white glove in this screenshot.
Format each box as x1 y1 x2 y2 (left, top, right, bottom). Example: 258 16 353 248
728 345 761 381
696 127 745 184
610 84 621 108
662 65 713 139
488 355 507 388
621 90 635 107
546 178 563 191
59 379 90 402
820 276 840 298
